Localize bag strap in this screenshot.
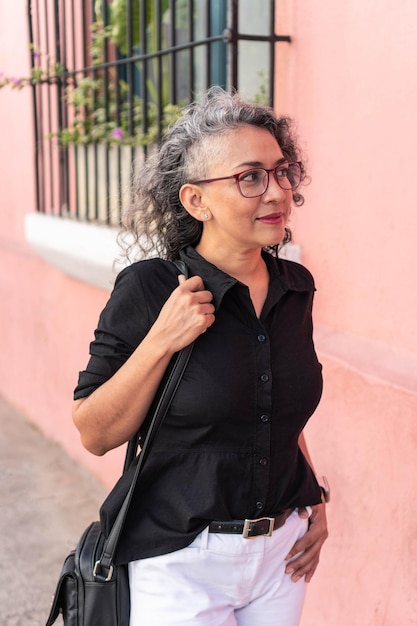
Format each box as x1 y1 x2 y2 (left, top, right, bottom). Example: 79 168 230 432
123 259 190 472
94 259 193 580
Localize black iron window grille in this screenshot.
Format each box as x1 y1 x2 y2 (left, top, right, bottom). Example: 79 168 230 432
27 0 291 226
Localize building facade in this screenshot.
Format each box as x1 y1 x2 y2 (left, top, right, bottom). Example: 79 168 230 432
1 1 416 623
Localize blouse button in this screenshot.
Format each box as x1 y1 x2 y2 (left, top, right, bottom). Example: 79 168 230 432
257 334 266 342
256 501 264 510
260 373 269 383
260 414 269 423
259 457 268 466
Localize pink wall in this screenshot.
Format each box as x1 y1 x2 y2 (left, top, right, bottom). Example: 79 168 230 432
282 2 417 624
284 1 417 353
301 355 417 625
0 2 125 484
1 1 416 624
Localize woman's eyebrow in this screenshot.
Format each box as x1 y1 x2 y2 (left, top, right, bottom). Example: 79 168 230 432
234 157 288 169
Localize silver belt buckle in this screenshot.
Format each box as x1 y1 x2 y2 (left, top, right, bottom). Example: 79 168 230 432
242 516 274 539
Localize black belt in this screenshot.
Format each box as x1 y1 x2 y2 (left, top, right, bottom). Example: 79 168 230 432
208 509 293 539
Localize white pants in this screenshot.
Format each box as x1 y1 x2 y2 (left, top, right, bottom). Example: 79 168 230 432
128 510 308 626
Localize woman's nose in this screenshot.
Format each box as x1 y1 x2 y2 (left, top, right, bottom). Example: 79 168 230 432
263 170 287 200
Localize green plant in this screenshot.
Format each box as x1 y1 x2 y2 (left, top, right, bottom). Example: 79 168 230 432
252 70 270 106
55 9 184 147
0 46 65 91
57 69 183 147
1 3 270 147
0 15 184 148
103 0 187 125
107 0 188 53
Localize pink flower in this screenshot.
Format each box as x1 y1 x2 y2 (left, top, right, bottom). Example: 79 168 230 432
111 127 124 141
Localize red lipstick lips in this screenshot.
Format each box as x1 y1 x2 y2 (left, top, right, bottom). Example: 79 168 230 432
257 212 284 224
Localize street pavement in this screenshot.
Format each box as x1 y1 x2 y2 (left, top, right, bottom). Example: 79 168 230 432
0 395 107 626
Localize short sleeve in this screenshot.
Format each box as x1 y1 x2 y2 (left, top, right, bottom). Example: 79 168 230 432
73 263 152 400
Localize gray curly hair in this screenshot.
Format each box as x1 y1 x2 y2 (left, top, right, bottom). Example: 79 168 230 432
119 86 307 261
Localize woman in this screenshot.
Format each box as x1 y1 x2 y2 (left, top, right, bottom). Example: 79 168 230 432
73 87 328 625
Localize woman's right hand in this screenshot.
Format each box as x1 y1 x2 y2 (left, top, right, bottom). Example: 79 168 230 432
147 274 215 353
72 274 214 456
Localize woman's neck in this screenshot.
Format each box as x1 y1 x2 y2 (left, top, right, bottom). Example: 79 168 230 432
195 243 269 318
196 241 265 283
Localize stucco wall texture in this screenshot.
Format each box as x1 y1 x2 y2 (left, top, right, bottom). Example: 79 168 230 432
1 1 416 624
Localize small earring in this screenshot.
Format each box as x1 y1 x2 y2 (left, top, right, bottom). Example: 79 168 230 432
203 213 209 219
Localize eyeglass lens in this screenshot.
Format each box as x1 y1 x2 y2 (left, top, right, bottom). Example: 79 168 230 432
237 163 301 197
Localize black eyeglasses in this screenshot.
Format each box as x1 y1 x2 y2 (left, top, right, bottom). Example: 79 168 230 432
190 162 302 198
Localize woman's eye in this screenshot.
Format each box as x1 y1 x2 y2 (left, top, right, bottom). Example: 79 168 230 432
239 170 263 183
275 166 288 178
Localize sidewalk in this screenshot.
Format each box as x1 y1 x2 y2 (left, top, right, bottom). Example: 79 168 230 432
0 395 107 626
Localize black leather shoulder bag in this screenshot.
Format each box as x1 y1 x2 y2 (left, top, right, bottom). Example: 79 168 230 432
46 260 193 626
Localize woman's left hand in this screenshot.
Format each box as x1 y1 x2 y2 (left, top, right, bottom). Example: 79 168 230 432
284 503 328 583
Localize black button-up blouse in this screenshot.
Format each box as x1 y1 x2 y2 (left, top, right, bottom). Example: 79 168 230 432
74 246 323 564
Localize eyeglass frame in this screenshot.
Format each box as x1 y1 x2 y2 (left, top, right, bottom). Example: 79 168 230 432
188 161 302 198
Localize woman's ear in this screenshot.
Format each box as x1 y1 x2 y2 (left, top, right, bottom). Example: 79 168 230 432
179 184 210 222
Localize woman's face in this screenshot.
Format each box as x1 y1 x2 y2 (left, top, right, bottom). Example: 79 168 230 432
194 125 293 254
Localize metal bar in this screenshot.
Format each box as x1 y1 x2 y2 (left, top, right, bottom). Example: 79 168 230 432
69 0 78 217
44 0 55 214
156 0 164 141
54 0 65 216
92 0 98 221
114 51 122 223
187 0 194 100
169 0 176 102
70 0 76 70
140 0 148 144
93 145 98 221
126 0 134 135
32 0 46 215
205 0 211 88
125 0 136 172
81 0 90 221
229 0 238 91
28 33 230 84
231 33 291 43
27 0 41 214
60 0 70 216
102 0 111 223
269 0 275 106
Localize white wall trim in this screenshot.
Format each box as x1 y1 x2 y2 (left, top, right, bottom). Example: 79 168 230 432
24 213 125 291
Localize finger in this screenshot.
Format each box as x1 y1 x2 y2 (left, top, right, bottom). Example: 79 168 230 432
297 506 312 520
286 516 326 561
286 551 319 583
305 568 317 584
177 274 208 294
292 563 318 583
286 540 314 567
285 533 324 581
285 530 315 561
205 312 216 330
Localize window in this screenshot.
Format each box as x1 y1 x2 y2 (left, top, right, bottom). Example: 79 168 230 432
28 0 291 225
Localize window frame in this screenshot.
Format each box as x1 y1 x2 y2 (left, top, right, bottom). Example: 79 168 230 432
26 0 292 289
